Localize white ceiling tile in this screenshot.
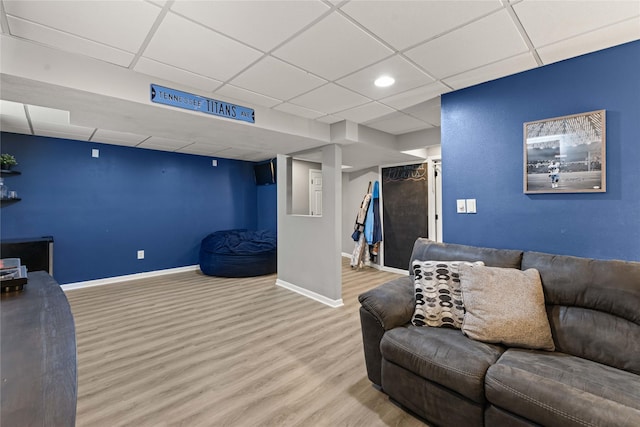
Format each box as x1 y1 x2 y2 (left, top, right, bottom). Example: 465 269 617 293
405 9 528 78
379 82 451 110
336 102 396 123
273 12 393 80
443 52 538 90
171 0 329 52
30 123 95 141
175 142 227 156
538 17 640 65
143 12 263 81
366 112 432 135
140 136 192 150
7 16 134 67
403 98 442 126
0 119 31 135
211 147 261 160
316 114 344 125
27 105 95 139
230 56 326 101
27 105 70 124
341 0 502 50
289 84 370 115
4 0 161 53
514 0 640 48
242 152 273 162
0 100 31 134
91 129 149 146
134 57 223 93
214 85 281 109
135 144 175 152
274 103 325 120
336 55 435 99
0 100 28 120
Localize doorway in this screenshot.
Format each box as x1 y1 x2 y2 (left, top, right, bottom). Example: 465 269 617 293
380 156 443 272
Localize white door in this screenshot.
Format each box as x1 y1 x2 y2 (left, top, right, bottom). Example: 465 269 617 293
309 169 322 216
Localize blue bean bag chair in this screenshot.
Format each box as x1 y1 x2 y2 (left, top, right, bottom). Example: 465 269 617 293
199 229 277 277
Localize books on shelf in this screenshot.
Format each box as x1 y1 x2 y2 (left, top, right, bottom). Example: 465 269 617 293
1 258 28 292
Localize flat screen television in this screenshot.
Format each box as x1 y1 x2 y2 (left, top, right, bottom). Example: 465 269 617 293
254 159 276 185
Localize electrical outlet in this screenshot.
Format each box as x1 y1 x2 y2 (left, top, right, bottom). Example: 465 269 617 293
137 250 144 260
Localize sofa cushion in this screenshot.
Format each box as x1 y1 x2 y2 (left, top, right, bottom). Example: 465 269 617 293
381 326 505 403
411 260 483 328
409 238 523 276
460 264 555 351
486 349 640 427
522 251 640 373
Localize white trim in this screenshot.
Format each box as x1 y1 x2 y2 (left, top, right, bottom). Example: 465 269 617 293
427 155 443 243
61 265 200 291
380 265 410 276
275 279 344 308
341 252 352 258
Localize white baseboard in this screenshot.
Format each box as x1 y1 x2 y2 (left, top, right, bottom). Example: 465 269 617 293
275 279 344 308
380 265 409 275
341 252 384 270
61 265 200 291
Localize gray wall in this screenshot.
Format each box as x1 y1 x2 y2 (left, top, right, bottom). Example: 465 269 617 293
276 145 342 304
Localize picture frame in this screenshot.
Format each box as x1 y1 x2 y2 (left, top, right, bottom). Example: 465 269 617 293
523 109 606 194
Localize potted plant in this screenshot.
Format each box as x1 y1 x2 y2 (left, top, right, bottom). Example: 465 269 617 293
0 154 18 171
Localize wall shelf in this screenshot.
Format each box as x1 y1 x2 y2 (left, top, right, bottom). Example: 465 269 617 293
1 198 22 205
1 169 22 205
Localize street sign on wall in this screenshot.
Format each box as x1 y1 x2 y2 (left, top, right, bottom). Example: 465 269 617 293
150 84 255 123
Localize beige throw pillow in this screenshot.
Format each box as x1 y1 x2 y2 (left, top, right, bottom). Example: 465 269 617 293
459 264 555 351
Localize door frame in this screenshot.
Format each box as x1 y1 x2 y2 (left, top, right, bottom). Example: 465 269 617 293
378 157 443 273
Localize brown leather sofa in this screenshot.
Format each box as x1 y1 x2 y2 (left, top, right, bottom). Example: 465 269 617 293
359 239 640 426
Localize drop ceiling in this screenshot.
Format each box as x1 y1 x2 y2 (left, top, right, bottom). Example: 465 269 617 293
0 0 638 170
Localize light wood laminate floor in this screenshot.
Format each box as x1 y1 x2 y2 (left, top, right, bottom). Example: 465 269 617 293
66 259 427 427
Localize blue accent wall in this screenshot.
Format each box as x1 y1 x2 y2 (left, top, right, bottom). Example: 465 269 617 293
441 40 640 261
0 132 262 283
256 183 277 232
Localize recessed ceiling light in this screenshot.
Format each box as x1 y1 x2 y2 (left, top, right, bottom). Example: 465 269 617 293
374 75 395 88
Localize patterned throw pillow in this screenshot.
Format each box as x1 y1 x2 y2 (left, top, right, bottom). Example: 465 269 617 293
411 260 484 328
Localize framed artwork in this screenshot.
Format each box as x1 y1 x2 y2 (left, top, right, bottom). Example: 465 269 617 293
523 110 606 194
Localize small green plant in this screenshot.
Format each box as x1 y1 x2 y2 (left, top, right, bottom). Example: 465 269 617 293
0 153 18 169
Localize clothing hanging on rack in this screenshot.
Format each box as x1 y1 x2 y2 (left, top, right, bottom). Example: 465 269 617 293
350 182 372 268
364 181 383 261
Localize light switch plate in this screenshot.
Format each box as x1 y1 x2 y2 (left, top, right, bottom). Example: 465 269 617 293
466 199 477 213
92 148 99 158
456 199 467 213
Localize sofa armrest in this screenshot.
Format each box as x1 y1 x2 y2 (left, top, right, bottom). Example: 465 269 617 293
358 276 414 387
358 276 414 330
